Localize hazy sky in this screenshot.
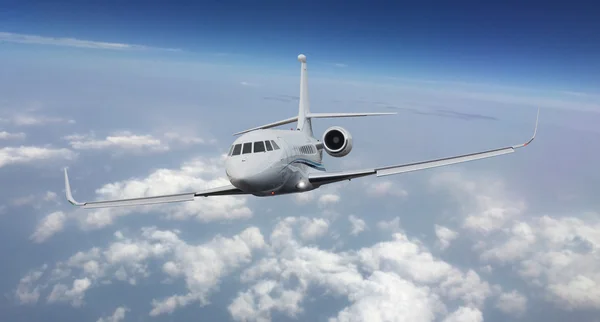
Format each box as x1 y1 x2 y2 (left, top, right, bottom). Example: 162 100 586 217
1 1 600 322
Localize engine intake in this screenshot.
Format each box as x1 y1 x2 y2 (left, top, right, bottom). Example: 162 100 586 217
322 126 353 157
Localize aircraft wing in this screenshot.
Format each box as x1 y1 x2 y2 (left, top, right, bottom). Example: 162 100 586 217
309 108 539 187
64 169 246 209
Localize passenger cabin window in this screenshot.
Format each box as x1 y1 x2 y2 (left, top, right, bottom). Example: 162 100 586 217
271 140 280 150
232 144 242 156
242 142 252 154
265 140 273 151
254 141 265 153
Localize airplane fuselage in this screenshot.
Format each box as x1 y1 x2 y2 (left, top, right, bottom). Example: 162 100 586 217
225 129 323 196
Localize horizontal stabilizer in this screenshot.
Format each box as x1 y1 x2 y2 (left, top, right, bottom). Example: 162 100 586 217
307 112 396 118
233 112 396 136
233 116 298 136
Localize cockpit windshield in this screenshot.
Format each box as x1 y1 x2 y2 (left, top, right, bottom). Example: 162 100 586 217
229 140 280 156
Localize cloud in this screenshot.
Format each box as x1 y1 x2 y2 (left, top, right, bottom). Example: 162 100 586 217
434 225 458 250
163 132 205 145
376 217 402 233
240 81 260 87
14 265 47 304
44 191 58 202
230 216 497 322
97 306 129 322
318 193 340 207
0 146 77 168
366 181 408 198
47 277 92 307
17 226 266 315
64 131 169 153
12 191 59 208
34 155 252 239
496 290 528 317
442 306 483 322
431 170 600 311
63 131 207 154
0 114 75 126
334 63 348 68
0 32 181 52
30 211 67 243
348 215 368 236
0 131 26 139
12 195 36 206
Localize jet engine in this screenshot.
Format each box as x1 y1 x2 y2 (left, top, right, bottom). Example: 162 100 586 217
322 126 353 157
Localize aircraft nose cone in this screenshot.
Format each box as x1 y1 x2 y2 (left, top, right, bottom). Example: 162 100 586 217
227 165 255 191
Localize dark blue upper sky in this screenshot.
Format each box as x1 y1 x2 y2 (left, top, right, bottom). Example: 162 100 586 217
1 0 599 91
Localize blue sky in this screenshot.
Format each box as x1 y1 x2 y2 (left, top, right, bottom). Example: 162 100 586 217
1 1 600 322
1 0 600 90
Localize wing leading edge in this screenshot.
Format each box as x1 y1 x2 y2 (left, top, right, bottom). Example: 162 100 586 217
309 108 539 187
64 169 246 209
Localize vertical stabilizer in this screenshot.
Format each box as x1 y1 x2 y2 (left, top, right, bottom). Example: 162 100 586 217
297 54 313 136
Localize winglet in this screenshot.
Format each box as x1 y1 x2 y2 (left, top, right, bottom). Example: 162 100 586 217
64 168 85 206
512 107 539 149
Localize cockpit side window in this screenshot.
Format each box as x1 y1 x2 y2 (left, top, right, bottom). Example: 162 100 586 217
242 142 252 154
265 140 273 151
254 141 265 153
271 140 280 150
231 144 242 156
228 145 234 156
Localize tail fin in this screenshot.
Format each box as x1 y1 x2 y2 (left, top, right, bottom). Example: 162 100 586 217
297 54 312 136
231 54 396 136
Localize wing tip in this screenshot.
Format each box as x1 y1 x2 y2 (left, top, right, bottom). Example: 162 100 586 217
64 168 84 207
513 107 540 149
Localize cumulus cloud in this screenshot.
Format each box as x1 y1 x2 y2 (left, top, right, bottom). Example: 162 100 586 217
495 290 527 317
230 216 496 322
21 212 539 320
72 155 252 231
318 193 340 207
0 32 180 51
442 306 483 322
435 225 458 250
27 155 251 243
431 170 600 312
97 306 129 322
47 277 92 307
14 265 47 304
348 215 367 236
0 146 77 168
30 211 67 243
17 226 265 315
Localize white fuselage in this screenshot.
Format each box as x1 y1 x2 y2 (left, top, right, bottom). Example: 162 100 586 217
225 129 323 196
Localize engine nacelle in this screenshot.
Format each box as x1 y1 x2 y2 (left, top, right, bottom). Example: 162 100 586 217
322 126 353 157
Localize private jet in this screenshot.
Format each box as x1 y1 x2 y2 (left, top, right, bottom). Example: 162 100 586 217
64 54 539 209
